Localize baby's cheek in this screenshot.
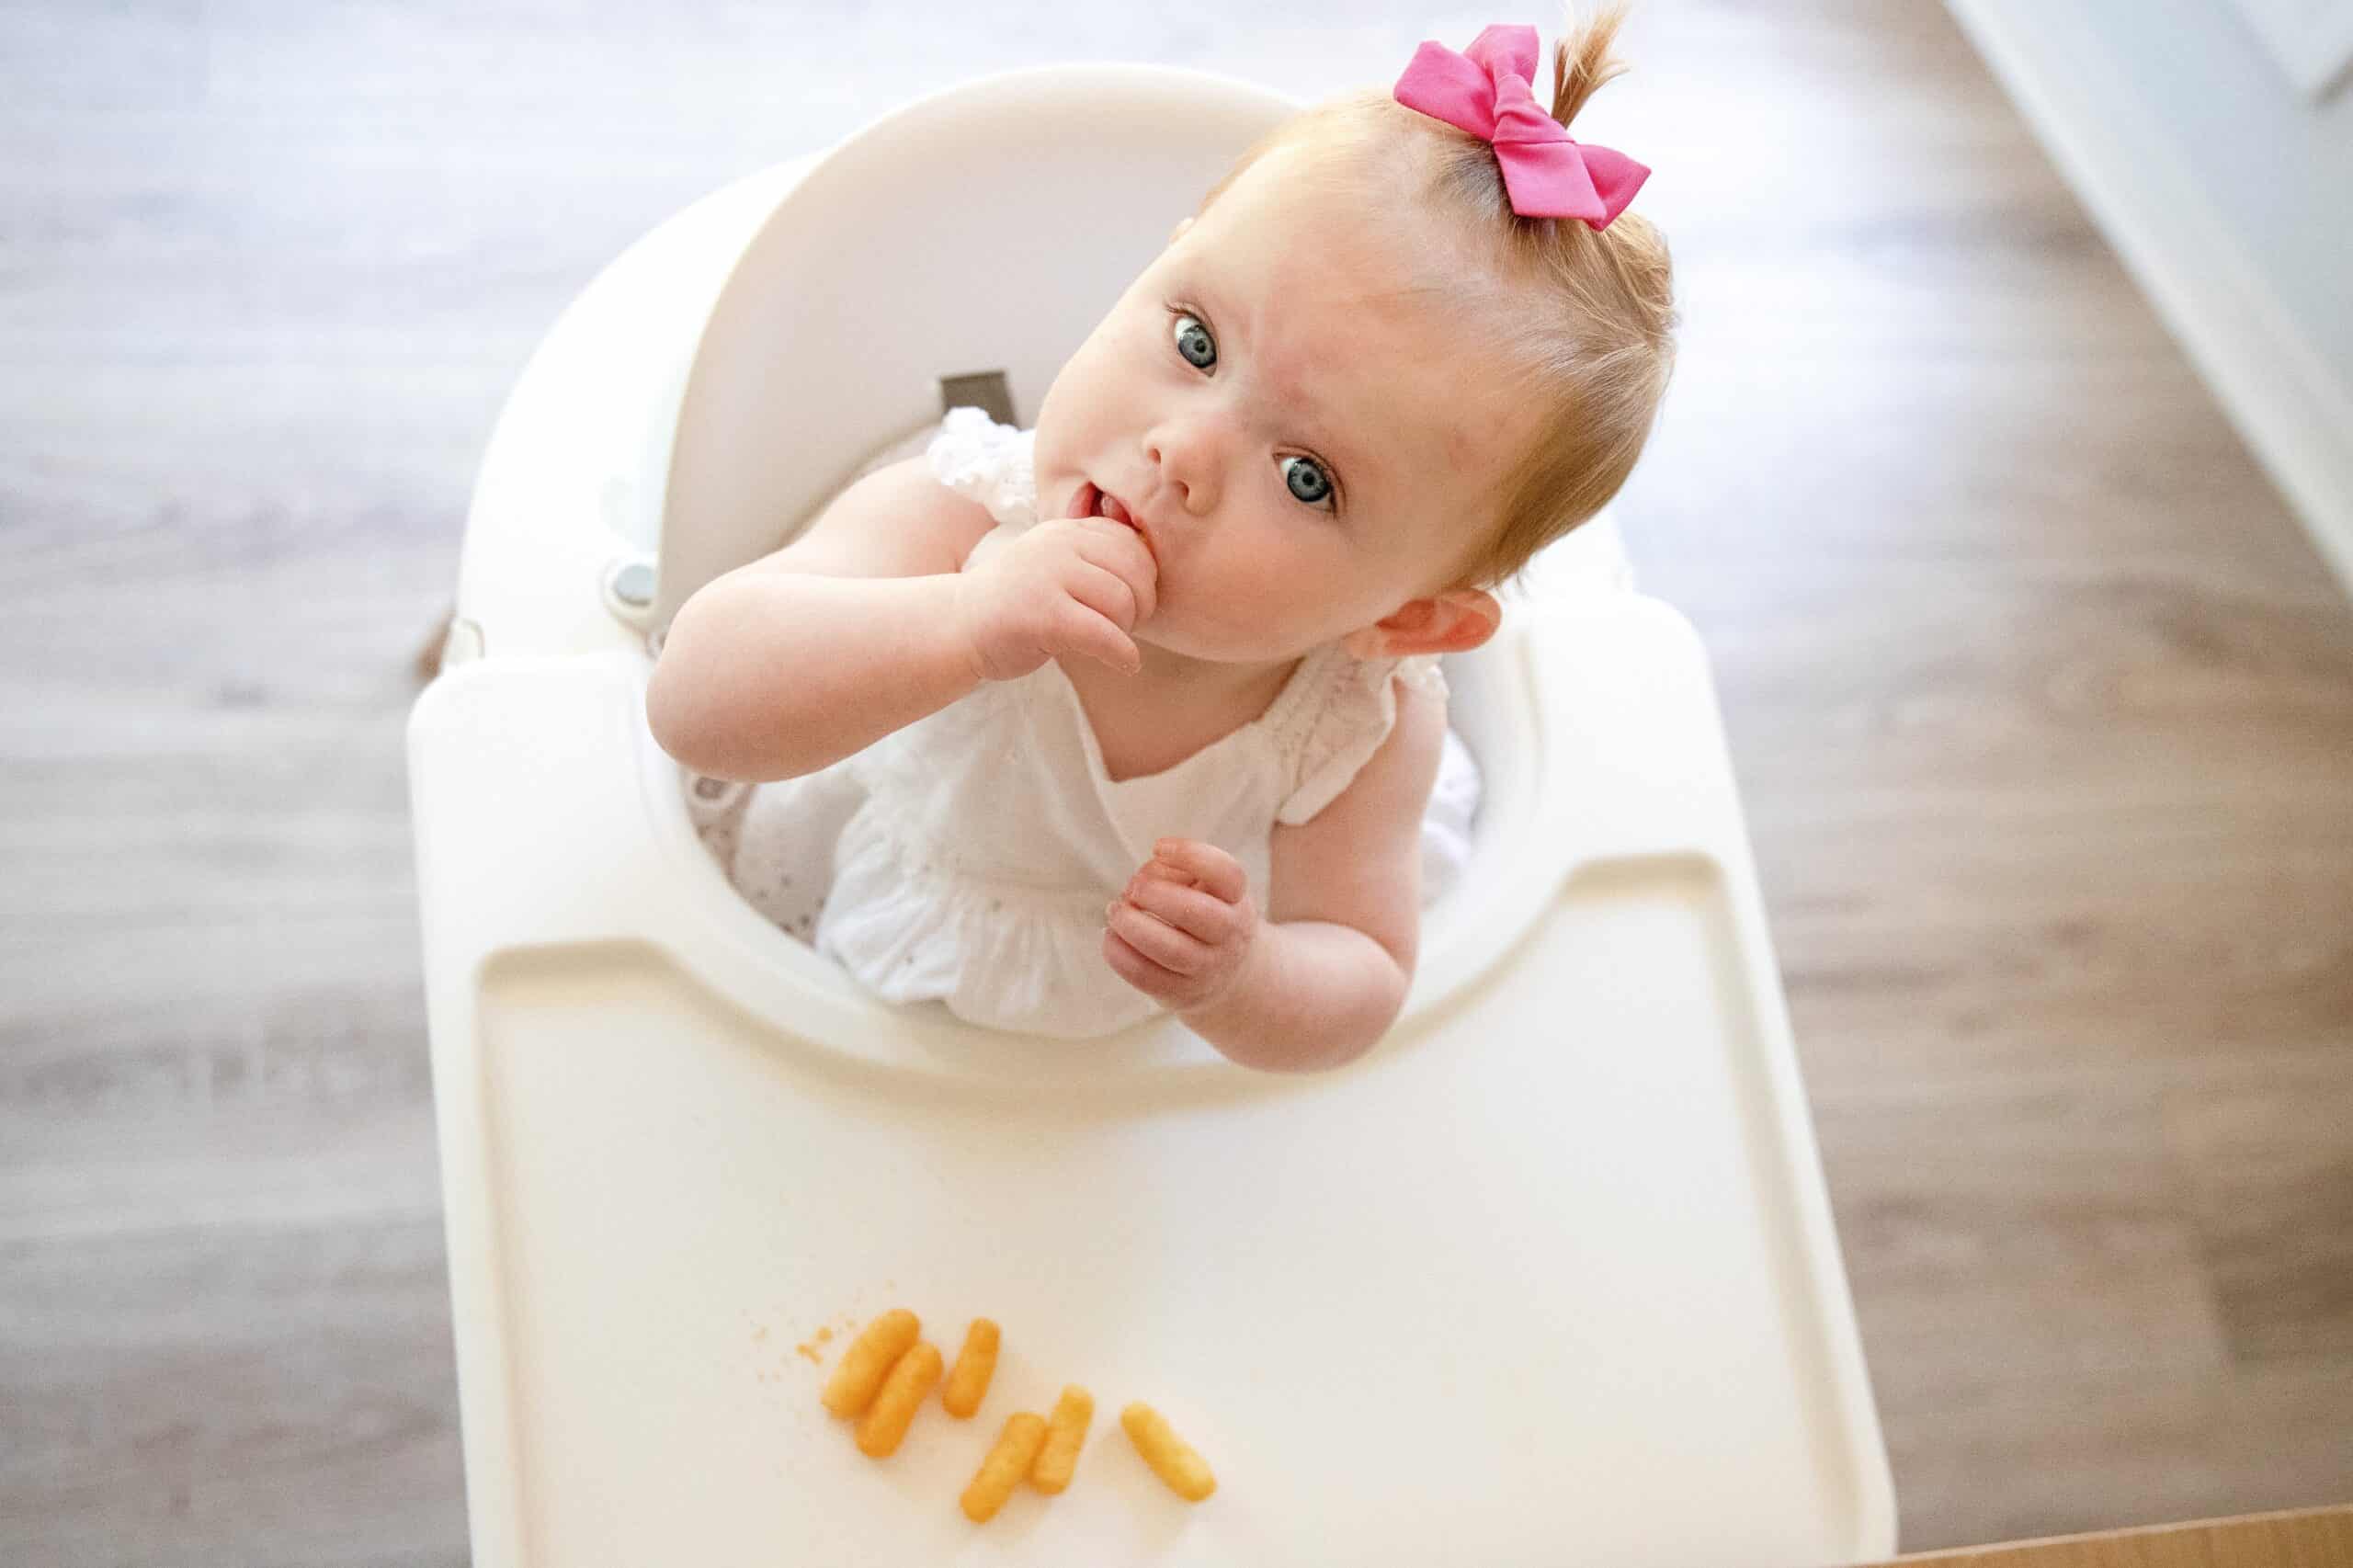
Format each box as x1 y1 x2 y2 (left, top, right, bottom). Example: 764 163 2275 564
1169 579 1285 655
1199 539 1375 647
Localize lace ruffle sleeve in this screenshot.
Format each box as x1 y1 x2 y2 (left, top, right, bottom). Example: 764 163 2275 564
1273 653 1449 827
924 405 1039 528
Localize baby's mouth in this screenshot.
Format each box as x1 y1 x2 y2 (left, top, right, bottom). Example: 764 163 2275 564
1074 481 1152 559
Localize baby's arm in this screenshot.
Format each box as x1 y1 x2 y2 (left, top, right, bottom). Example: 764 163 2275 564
1108 677 1446 1072
647 457 997 781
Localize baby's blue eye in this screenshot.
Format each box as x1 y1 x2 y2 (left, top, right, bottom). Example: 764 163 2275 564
1281 455 1335 510
1168 307 1336 512
1172 312 1216 369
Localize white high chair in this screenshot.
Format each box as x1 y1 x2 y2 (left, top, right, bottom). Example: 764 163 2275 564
407 62 1897 1567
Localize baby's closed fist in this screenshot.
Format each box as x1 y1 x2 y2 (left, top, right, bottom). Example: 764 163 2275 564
951 517 1158 683
1103 838 1258 1014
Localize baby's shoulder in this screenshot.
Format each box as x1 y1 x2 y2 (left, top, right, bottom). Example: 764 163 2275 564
1270 654 1448 828
1314 669 1446 821
761 452 998 580
1297 651 1448 745
1359 665 1448 784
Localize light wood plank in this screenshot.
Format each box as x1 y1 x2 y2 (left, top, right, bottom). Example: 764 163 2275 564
1880 1505 2353 1567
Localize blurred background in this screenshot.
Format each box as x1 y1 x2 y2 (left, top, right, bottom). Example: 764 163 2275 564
4 1 2349 1562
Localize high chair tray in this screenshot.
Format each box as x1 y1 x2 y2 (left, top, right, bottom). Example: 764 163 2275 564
407 597 1896 1566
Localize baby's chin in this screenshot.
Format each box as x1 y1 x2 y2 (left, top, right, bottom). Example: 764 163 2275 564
1133 614 1329 669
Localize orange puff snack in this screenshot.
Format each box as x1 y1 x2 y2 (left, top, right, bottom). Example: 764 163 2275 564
961 1412 1049 1523
856 1341 944 1459
941 1318 1000 1419
1120 1402 1215 1502
820 1309 920 1418
1030 1385 1094 1494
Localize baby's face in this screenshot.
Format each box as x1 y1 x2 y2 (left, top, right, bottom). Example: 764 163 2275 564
1033 145 1530 665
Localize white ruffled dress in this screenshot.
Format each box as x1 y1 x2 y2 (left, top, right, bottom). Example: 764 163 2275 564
713 408 1480 1040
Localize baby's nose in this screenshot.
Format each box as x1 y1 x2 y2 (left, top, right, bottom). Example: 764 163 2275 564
1146 430 1222 515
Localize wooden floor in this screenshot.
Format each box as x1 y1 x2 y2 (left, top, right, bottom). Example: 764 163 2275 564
3 2 2348 1561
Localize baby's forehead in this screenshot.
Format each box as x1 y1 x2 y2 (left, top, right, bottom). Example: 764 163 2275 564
1210 169 1493 358
1180 154 1523 461
1219 165 1458 291
1222 247 1512 478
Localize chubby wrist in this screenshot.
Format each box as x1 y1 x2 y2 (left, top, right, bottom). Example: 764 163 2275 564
931 573 995 688
1177 920 1409 1074
1174 915 1276 1031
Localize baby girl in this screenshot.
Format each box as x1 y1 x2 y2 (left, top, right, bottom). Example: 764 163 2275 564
648 12 1677 1071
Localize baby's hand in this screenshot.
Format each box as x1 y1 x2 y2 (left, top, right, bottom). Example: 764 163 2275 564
951 517 1158 682
1102 838 1258 1013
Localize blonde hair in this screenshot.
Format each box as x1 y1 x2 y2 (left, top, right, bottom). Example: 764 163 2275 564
1194 4 1678 589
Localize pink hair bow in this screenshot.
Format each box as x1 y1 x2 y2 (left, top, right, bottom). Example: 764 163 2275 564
1393 23 1649 228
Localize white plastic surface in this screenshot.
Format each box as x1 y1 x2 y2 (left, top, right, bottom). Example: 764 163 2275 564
410 59 1895 1568
411 607 1893 1566
455 157 815 661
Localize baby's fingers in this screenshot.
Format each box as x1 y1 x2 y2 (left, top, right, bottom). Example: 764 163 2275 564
1051 600 1142 676
1107 900 1213 976
1123 873 1243 946
1150 838 1249 904
1072 526 1159 623
1061 561 1142 634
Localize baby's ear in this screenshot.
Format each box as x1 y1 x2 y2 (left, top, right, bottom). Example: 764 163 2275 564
1341 589 1502 660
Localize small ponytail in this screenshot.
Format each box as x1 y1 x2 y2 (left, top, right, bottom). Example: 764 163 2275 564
1549 3 1635 130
